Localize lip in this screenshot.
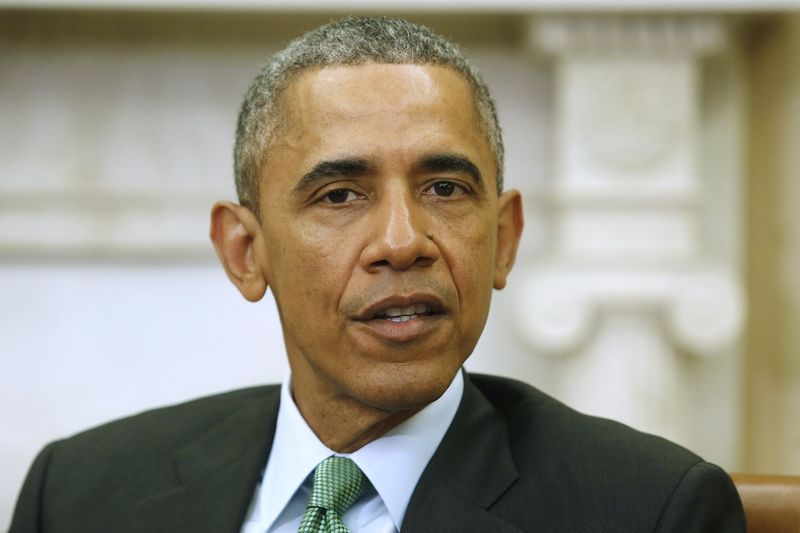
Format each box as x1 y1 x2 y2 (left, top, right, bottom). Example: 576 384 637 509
353 293 447 321
350 293 449 343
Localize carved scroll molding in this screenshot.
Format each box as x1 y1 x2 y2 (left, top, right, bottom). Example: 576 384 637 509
515 266 744 357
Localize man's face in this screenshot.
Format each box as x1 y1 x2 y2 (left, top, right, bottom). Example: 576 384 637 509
255 63 520 414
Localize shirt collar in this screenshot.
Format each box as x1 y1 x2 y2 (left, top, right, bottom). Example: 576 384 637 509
259 370 464 531
351 370 464 528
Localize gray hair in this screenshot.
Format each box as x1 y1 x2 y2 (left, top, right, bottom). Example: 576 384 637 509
234 16 504 217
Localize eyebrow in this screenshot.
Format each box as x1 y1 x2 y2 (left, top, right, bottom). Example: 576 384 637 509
293 153 484 193
294 157 374 193
415 153 484 190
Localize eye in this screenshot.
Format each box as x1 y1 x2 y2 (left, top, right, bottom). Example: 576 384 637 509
322 189 360 204
424 181 466 198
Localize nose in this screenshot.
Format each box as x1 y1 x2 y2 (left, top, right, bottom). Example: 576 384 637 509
360 187 440 272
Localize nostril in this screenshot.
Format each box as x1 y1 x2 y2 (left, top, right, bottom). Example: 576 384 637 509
368 256 435 271
414 257 435 268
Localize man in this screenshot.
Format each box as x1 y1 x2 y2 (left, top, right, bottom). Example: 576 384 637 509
10 16 744 533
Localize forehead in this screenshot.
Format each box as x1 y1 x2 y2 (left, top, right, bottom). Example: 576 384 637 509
267 63 492 173
286 63 473 115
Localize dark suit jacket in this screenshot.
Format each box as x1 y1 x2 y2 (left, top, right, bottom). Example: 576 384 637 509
9 372 744 532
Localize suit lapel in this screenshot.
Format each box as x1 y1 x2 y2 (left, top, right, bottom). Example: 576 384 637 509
402 371 523 532
131 387 280 533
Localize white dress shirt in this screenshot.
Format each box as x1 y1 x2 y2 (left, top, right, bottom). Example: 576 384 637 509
240 371 464 533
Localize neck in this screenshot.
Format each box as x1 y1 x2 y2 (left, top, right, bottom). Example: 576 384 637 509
301 397 420 453
289 373 425 453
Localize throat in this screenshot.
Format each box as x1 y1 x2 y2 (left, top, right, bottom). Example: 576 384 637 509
296 390 421 453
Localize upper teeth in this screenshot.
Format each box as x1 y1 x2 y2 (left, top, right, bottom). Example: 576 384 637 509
381 303 430 318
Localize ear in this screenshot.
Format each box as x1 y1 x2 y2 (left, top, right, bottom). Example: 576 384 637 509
209 201 269 302
493 189 524 290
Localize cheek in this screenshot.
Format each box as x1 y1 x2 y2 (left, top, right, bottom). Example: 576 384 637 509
436 214 497 321
266 218 357 315
454 229 496 353
443 213 497 280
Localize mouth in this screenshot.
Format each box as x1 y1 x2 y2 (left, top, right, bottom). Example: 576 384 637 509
374 302 435 323
350 293 451 342
355 294 447 322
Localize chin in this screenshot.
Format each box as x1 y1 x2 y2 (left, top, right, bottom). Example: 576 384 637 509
349 361 462 412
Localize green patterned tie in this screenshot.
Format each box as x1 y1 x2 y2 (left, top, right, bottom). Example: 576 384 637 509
298 456 371 533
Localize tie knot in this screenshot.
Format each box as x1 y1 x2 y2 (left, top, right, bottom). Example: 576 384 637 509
307 456 370 515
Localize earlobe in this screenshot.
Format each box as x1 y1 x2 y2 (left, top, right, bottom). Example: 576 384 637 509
209 201 269 302
493 190 524 290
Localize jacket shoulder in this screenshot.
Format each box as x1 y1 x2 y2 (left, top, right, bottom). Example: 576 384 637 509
10 385 281 533
468 372 701 466
466 373 744 531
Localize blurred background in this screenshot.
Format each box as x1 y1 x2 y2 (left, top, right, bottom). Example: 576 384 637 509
2 0 799 527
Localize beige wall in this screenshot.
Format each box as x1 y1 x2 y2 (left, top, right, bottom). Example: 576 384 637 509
744 13 800 475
